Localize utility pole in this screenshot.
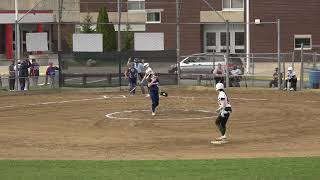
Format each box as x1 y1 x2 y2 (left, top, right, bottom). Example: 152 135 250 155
246 0 250 73
58 0 62 52
176 0 181 86
117 0 122 89
14 0 20 90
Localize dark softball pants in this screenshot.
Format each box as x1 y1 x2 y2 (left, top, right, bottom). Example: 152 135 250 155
129 78 137 94
215 112 230 136
150 90 159 112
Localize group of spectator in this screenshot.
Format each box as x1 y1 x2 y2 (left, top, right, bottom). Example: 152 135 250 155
213 63 244 87
125 57 154 96
269 67 297 91
212 63 298 90
8 58 58 91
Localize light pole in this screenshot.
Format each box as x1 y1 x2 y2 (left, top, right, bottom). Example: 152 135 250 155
176 0 181 86
117 0 122 89
14 0 20 90
246 0 250 74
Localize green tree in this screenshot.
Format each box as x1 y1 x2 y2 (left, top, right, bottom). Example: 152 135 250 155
122 24 134 51
96 7 117 52
81 13 95 33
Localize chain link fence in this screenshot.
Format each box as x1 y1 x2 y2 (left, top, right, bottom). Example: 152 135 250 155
59 50 178 89
2 0 320 92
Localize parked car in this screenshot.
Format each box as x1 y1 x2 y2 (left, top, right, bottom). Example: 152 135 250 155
168 53 244 74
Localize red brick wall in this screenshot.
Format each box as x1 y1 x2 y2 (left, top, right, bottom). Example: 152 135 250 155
81 0 204 55
200 0 222 11
146 0 202 55
250 0 320 53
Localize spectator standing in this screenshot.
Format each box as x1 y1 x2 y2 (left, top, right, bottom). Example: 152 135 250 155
19 59 31 91
46 62 59 88
125 62 138 95
30 59 40 87
134 58 145 94
8 61 15 91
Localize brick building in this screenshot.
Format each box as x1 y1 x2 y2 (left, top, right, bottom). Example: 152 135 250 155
0 0 79 59
0 0 320 59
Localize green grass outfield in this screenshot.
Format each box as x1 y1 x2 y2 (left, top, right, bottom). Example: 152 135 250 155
0 157 319 180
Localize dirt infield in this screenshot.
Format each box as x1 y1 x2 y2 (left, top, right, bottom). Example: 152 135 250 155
0 88 319 160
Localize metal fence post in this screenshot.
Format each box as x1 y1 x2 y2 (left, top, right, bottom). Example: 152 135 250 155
300 44 304 90
251 54 254 87
282 54 286 89
291 51 295 70
212 52 216 86
313 52 316 69
225 20 230 88
58 53 62 88
277 19 281 90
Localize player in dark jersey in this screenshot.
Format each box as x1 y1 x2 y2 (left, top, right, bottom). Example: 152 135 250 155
125 63 138 95
148 74 160 116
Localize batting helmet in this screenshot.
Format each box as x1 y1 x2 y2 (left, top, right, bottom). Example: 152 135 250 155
144 63 149 68
216 83 224 91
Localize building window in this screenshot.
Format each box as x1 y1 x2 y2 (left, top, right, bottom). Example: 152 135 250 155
206 49 215 53
75 25 81 33
220 32 230 46
206 32 216 46
223 0 244 10
235 49 245 53
235 32 244 46
128 0 145 11
294 35 312 50
147 12 161 23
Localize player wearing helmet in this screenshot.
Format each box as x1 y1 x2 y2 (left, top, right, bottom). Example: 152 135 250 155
211 83 232 144
284 67 297 91
143 63 155 97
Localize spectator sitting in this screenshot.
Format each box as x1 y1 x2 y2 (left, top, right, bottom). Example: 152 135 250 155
284 67 297 91
30 59 40 87
269 68 282 88
213 63 225 84
230 66 242 87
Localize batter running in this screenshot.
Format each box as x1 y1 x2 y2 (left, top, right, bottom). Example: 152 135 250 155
211 83 232 144
148 74 160 116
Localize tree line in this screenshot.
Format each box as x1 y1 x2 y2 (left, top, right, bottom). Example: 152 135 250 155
81 7 134 52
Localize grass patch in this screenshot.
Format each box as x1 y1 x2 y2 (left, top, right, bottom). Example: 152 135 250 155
0 157 319 180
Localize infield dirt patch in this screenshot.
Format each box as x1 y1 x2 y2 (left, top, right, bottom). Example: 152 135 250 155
0 88 319 160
